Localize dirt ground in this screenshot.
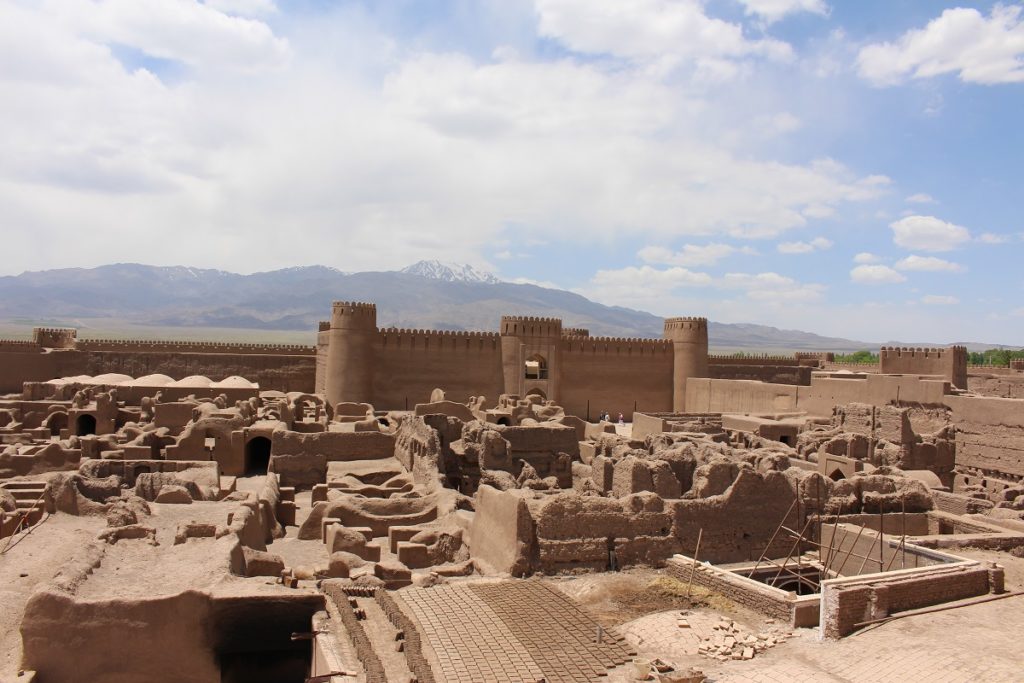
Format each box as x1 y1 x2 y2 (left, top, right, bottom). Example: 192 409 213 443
0 512 104 679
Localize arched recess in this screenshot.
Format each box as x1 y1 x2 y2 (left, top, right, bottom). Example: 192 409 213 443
46 412 68 437
525 388 547 400
524 354 548 380
245 436 272 475
828 468 846 482
76 414 97 436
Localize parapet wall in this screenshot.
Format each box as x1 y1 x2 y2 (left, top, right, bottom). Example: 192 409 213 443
559 336 674 420
708 354 801 367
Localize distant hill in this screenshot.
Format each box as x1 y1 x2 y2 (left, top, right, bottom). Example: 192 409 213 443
0 260 992 352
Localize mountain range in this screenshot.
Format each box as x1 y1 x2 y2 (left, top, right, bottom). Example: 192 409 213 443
0 261 1001 352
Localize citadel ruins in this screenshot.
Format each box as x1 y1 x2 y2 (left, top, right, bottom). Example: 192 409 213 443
1 302 1023 682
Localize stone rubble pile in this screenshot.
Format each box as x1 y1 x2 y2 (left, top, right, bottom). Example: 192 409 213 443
685 616 792 662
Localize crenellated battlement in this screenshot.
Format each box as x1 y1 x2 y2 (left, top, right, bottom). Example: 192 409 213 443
33 327 77 349
318 320 331 332
330 301 378 330
500 316 562 338
76 338 316 355
562 328 590 338
880 346 966 358
379 328 501 350
0 338 41 352
561 336 672 355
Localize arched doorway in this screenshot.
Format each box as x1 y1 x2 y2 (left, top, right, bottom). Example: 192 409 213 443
828 468 846 481
525 388 547 401
76 414 97 436
245 437 272 475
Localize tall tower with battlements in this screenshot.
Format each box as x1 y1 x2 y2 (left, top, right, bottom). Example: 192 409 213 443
663 317 709 412
500 316 563 402
324 301 377 406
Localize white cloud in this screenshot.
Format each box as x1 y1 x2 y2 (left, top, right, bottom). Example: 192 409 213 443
777 236 832 254
534 0 794 68
891 216 971 252
203 0 277 16
851 265 907 285
895 255 965 273
853 252 880 264
0 2 893 277
978 232 1010 244
638 243 751 267
905 193 935 204
720 272 826 303
857 5 1024 86
922 295 959 305
737 0 829 24
46 0 290 72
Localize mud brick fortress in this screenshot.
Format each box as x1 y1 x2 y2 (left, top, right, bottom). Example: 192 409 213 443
317 301 709 418
0 302 1023 683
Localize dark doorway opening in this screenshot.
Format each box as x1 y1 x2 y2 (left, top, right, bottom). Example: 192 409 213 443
214 596 320 683
245 437 272 475
76 414 96 436
828 469 846 481
47 412 68 437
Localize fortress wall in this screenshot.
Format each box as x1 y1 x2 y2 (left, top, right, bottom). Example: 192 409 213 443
558 337 673 420
77 350 316 393
76 339 315 355
372 329 504 409
708 354 801 367
0 344 87 394
709 364 812 386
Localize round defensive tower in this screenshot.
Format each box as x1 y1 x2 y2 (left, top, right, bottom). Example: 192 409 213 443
324 301 377 407
500 315 563 398
663 317 709 412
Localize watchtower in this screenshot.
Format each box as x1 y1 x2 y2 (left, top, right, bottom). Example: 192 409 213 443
663 317 709 412
324 302 377 406
32 327 78 349
500 316 563 402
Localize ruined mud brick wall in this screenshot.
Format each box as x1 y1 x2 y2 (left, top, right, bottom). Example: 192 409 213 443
931 489 995 516
271 430 396 489
822 362 881 373
469 485 535 575
685 378 801 414
558 337 674 420
880 346 968 390
946 395 1024 483
664 557 792 622
394 416 444 488
799 374 950 416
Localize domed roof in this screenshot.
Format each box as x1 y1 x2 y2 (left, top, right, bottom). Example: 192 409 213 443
214 376 257 388
173 375 213 387
88 373 134 385
128 374 175 386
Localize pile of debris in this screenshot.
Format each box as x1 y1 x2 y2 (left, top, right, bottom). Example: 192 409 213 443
690 617 792 662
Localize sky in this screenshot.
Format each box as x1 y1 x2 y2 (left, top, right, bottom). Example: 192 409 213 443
0 0 1022 344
